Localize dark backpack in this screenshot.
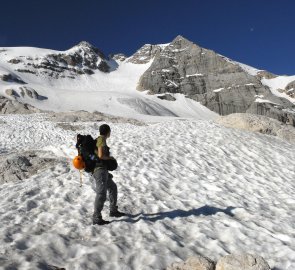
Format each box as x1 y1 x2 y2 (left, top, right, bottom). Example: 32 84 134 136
76 134 100 173
76 134 118 172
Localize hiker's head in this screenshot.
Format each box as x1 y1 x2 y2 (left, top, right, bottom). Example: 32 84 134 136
99 124 111 138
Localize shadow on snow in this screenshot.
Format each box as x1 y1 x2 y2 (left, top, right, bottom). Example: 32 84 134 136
113 205 236 223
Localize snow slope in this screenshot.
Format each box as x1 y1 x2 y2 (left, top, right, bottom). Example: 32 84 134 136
262 76 295 104
0 113 294 270
234 62 262 76
0 46 217 122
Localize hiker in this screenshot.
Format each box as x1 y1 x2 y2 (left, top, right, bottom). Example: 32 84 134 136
92 124 125 225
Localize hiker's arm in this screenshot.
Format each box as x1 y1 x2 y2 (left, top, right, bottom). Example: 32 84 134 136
98 146 113 160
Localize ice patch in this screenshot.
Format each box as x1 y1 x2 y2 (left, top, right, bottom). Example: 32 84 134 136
213 88 224 93
186 73 204 78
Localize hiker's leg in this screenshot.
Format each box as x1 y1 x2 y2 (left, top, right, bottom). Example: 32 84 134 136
107 173 118 212
93 169 108 222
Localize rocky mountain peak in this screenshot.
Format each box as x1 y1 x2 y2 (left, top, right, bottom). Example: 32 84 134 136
127 44 164 64
76 40 95 48
170 35 198 48
137 36 295 125
5 41 112 79
171 35 190 43
69 41 106 59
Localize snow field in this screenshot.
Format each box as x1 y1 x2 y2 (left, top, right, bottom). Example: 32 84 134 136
0 114 294 269
262 76 295 104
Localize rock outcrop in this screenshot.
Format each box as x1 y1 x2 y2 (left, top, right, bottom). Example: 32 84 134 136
110 53 127 62
256 70 277 80
167 253 270 270
18 86 48 100
0 96 41 114
5 89 19 98
127 44 164 64
137 35 295 124
49 110 145 126
217 113 295 144
9 41 113 79
167 256 215 270
0 151 61 184
0 73 26 84
3 86 47 101
285 80 295 98
216 253 270 270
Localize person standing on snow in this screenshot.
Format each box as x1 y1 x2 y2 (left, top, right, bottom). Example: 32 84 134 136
92 124 125 225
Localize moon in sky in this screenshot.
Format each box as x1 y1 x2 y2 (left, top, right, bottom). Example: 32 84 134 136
250 28 254 32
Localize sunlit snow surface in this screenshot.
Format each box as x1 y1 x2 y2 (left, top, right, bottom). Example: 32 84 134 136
0 114 294 270
262 76 295 104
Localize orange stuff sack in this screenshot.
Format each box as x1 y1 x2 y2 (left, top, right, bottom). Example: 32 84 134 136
73 156 85 170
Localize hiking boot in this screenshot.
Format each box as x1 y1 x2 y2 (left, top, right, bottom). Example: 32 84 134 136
93 219 110 225
110 207 126 217
93 214 110 225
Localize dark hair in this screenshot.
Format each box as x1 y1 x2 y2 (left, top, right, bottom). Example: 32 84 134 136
99 124 111 136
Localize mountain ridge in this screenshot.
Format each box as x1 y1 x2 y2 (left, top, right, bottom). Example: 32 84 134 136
0 35 294 124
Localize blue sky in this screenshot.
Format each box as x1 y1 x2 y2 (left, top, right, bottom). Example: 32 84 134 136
0 0 294 75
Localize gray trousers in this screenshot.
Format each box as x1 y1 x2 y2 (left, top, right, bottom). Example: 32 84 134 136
91 168 117 219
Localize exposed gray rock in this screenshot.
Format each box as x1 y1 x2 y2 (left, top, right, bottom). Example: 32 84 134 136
19 86 48 100
286 80 295 91
4 86 47 101
216 253 270 270
5 89 19 98
0 151 62 184
49 110 104 122
247 99 295 126
127 44 163 64
0 95 41 114
97 60 110 72
50 41 109 74
48 110 146 126
137 35 295 124
217 113 295 144
12 41 111 79
256 70 277 80
157 93 176 101
0 73 26 84
16 68 36 74
110 53 127 62
167 255 215 270
8 58 22 64
285 80 295 98
82 68 94 75
56 122 84 131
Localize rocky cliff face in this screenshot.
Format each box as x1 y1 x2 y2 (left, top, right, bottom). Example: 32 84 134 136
137 35 295 125
285 80 295 98
127 44 165 64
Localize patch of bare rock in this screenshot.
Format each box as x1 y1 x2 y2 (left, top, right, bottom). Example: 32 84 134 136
167 253 270 270
0 151 65 184
216 113 295 144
